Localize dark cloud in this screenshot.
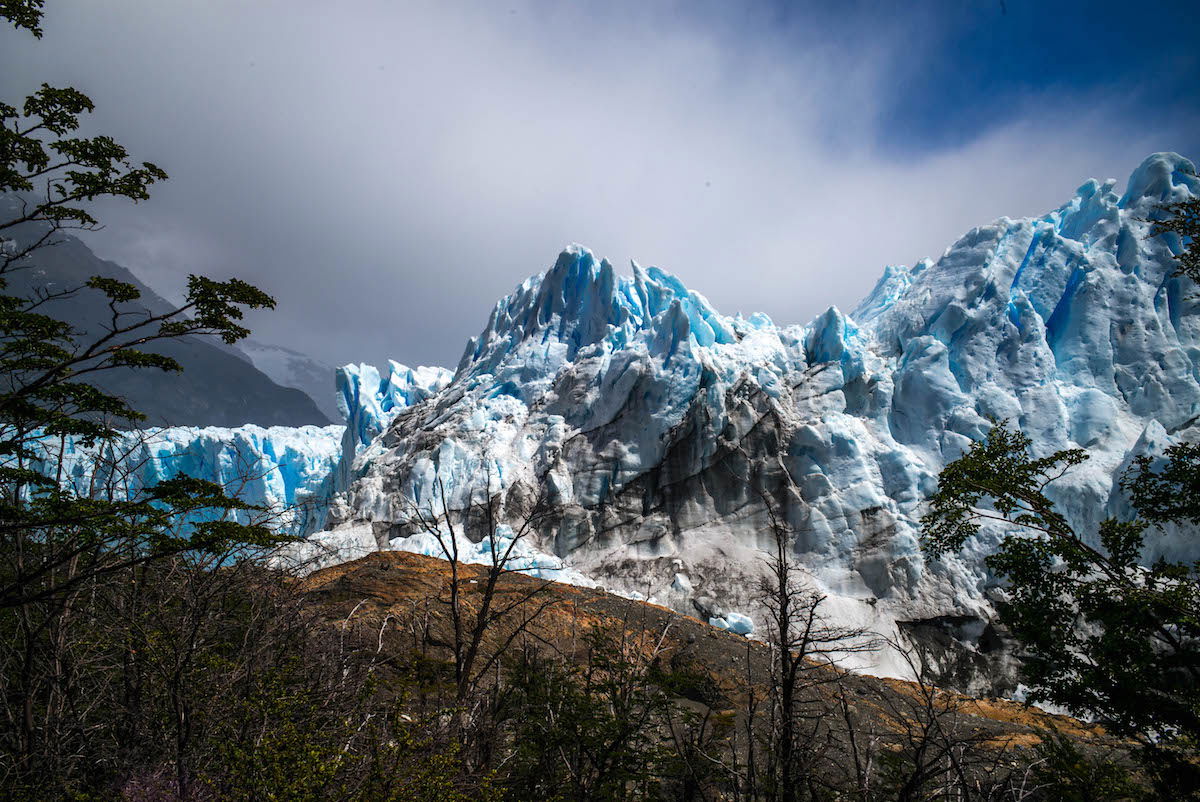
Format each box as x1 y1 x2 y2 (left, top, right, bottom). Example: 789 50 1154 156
2 0 1195 370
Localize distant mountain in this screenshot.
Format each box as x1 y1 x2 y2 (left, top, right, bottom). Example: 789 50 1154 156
1 220 332 427
238 340 341 423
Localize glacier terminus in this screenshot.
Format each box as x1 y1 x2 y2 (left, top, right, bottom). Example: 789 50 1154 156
66 153 1199 692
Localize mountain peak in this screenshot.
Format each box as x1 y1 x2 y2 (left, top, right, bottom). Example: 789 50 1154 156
456 245 735 382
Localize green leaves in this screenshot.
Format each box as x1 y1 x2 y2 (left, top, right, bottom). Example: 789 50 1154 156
920 421 1088 558
1 83 168 232
1123 442 1200 528
107 349 181 372
921 419 1200 789
22 84 94 135
0 1 45 38
1097 519 1147 569
0 473 278 609
0 268 274 436
1150 195 1200 286
171 274 276 344
85 275 141 302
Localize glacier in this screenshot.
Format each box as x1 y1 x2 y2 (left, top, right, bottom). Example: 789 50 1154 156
40 424 344 535
309 152 1199 688
39 152 1197 690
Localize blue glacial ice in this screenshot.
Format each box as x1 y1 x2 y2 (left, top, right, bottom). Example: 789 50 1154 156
709 612 755 636
337 361 453 454
42 424 344 534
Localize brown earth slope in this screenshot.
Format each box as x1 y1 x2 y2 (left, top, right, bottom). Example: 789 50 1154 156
300 550 1117 757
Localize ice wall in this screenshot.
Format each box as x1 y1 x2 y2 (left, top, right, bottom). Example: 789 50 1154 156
42 424 344 534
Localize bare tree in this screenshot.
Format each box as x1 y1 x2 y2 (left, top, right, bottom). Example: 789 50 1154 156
405 471 562 704
749 498 880 802
874 636 1045 802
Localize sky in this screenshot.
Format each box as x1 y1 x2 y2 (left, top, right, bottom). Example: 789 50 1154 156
2 0 1197 371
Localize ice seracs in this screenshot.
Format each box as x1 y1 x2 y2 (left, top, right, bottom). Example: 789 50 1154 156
45 424 344 535
337 361 453 454
333 360 454 500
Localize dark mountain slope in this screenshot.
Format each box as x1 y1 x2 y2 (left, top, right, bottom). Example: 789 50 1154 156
3 222 331 427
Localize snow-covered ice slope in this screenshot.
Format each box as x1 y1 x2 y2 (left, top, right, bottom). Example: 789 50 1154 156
309 153 1198 687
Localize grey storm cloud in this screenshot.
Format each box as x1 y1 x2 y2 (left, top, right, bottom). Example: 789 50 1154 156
1 0 1193 370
